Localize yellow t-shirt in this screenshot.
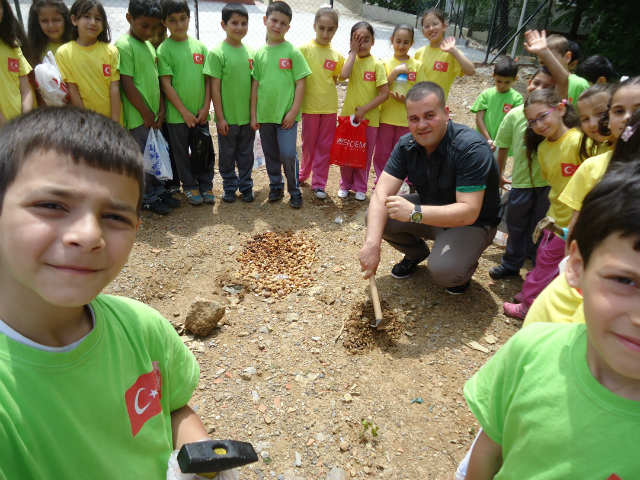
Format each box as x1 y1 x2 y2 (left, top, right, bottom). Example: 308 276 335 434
0 41 32 121
299 40 344 115
41 42 64 62
340 55 387 128
559 151 613 212
538 128 584 228
523 273 583 327
379 56 426 127
56 41 121 119
413 44 463 101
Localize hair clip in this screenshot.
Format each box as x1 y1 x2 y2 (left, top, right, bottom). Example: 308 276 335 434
621 124 637 142
561 99 568 105
620 75 630 82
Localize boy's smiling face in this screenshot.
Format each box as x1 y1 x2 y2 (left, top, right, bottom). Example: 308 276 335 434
223 13 248 44
164 11 190 40
0 151 140 308
567 234 640 392
264 11 290 43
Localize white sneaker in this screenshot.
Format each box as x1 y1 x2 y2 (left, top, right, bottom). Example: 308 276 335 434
355 191 366 201
338 189 349 198
314 188 327 199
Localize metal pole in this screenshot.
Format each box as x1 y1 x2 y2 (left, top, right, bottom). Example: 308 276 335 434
13 0 24 27
511 0 528 58
543 0 553 31
330 0 333 7
194 0 199 39
459 0 468 38
484 0 501 64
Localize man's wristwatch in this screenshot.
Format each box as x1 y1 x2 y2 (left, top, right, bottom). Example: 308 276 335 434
410 204 423 223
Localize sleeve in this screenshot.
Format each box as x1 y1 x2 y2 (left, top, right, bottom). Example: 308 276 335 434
513 91 524 108
156 44 173 77
415 60 427 82
110 45 120 81
455 140 493 189
251 50 262 81
383 140 409 180
200 42 209 76
17 47 32 76
383 58 392 76
116 41 134 77
375 60 387 87
470 89 488 113
335 53 345 78
55 47 74 83
292 46 311 81
452 55 464 78
204 47 223 79
558 161 593 211
493 109 514 149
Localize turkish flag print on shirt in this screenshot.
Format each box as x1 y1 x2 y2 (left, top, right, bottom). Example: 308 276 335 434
561 163 578 177
102 64 111 76
433 61 449 72
408 72 416 81
125 361 163 437
323 59 337 71
193 53 204 65
8 58 19 73
249 59 253 69
363 71 375 82
279 58 292 69
503 103 513 114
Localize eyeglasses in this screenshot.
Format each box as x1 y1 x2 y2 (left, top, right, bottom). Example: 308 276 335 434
526 106 558 129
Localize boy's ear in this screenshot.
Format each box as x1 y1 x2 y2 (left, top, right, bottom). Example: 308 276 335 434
596 76 607 84
220 20 226 30
515 75 519 81
71 15 78 26
126 12 133 25
565 240 584 290
263 15 267 26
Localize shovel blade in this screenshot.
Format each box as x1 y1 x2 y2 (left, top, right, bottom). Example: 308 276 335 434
369 317 392 330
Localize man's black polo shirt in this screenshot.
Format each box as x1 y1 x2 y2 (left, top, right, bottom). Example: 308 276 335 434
384 121 502 228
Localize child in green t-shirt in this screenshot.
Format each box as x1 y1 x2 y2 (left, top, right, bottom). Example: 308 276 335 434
157 0 213 206
460 163 640 479
116 0 181 216
206 3 256 204
471 57 523 154
250 1 311 209
0 107 208 478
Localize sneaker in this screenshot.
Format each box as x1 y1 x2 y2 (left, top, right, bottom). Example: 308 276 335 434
159 192 181 208
269 188 284 202
185 189 203 205
242 190 255 202
313 188 327 199
201 191 216 204
489 264 520 280
446 280 471 295
513 292 525 303
168 185 181 195
338 189 349 198
355 191 366 201
390 253 429 279
504 301 528 319
223 192 236 203
290 195 303 208
144 199 171 215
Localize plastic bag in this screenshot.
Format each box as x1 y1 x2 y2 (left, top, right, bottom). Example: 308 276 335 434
34 51 69 106
188 124 216 175
253 130 265 171
143 128 173 180
329 115 369 169
166 450 240 480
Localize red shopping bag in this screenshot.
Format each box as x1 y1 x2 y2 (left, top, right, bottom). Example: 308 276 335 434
330 115 369 169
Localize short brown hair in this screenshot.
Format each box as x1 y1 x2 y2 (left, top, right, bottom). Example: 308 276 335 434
546 34 570 58
406 81 446 109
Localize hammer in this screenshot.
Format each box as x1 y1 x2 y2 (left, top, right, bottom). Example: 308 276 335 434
178 439 258 477
532 216 568 244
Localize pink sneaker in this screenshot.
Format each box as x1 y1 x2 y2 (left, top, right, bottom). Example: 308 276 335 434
513 292 525 303
504 302 528 319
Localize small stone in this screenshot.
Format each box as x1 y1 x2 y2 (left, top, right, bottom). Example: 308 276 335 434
215 368 225 376
274 396 282 408
350 468 356 477
397 446 403 453
238 332 250 337
340 441 349 451
214 393 223 402
184 296 227 336
263 415 272 425
294 451 302 467
244 367 257 375
311 336 321 341
306 438 315 447
258 404 267 413
258 343 266 350
343 394 353 403
259 326 270 334
327 466 347 480
286 313 300 322
260 451 270 458
173 312 180 317
240 372 252 381
157 292 164 299
252 391 260 402
171 289 177 293
363 466 371 474
334 218 343 224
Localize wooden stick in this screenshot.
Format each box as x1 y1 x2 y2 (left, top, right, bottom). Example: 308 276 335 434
369 275 383 322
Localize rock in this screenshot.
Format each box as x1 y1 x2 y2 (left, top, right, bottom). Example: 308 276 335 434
260 450 270 458
258 404 267 413
214 393 223 402
315 433 325 442
340 441 349 451
311 336 322 341
264 416 272 424
294 451 302 467
238 332 250 337
184 297 227 336
343 394 353 403
259 326 270 334
256 441 271 453
244 366 257 375
240 372 252 381
350 468 356 477
286 313 300 322
327 466 347 480
252 391 260 402
334 218 343 224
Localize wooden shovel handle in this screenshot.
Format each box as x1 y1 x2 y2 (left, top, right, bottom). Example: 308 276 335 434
369 275 383 321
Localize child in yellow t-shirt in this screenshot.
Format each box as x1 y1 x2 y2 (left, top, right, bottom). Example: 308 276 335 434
298 7 345 199
0 0 34 127
372 23 425 186
55 0 121 123
413 9 474 102
338 22 389 200
27 0 72 63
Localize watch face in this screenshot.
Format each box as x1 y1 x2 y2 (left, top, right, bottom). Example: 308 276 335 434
411 212 423 223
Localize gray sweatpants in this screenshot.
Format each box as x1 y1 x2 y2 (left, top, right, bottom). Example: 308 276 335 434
218 123 255 194
259 122 301 197
129 125 166 205
166 122 214 192
379 194 497 288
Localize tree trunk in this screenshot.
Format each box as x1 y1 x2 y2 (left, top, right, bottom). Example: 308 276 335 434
569 5 584 40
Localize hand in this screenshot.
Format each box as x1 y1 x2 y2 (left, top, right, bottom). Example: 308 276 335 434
216 118 229 136
500 176 512 189
487 139 496 152
195 107 208 125
142 111 156 129
354 106 367 122
250 117 260 131
359 243 381 280
440 36 457 53
524 30 547 56
389 91 406 103
392 64 409 75
385 195 414 222
349 31 364 54
281 110 296 130
154 108 165 129
181 110 197 128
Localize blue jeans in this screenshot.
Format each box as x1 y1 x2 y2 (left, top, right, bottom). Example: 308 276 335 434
259 122 300 197
218 123 255 194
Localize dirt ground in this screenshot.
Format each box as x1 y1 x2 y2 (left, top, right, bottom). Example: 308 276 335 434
103 66 536 479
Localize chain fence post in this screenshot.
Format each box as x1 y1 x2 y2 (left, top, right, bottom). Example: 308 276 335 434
13 0 24 27
543 0 553 31
511 0 528 58
194 0 199 40
458 0 468 39
484 0 500 64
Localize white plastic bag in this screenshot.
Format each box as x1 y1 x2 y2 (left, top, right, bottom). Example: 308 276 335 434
166 450 240 480
397 181 411 195
143 128 173 180
34 51 69 106
252 130 265 171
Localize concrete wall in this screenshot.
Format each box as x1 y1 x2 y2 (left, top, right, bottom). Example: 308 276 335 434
337 0 363 15
361 3 419 27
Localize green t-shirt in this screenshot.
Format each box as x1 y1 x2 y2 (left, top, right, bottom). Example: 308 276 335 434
0 295 200 479
494 104 549 189
470 86 523 156
568 73 590 106
116 34 160 130
464 323 640 480
252 41 311 124
157 36 208 124
204 40 254 126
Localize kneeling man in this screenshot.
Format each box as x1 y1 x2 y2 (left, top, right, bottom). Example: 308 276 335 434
359 82 502 294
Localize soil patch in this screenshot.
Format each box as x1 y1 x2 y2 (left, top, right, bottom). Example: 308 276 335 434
343 300 403 352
